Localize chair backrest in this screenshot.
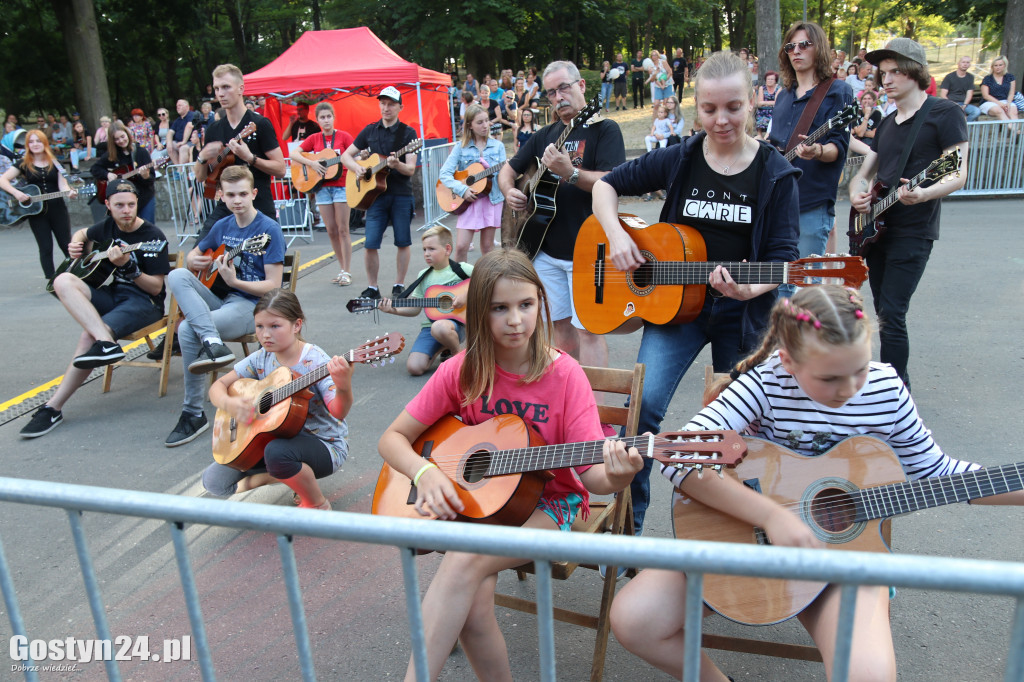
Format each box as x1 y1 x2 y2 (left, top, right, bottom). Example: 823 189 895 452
168 251 183 270
581 364 645 437
281 250 301 293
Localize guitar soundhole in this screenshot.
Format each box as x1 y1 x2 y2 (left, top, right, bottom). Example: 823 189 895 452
437 295 453 313
462 450 493 484
257 391 274 415
810 487 855 533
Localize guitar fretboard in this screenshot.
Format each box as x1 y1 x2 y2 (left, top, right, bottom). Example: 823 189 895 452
465 162 505 185
853 463 1024 522
855 164 931 231
783 107 855 162
636 261 789 285
257 348 361 413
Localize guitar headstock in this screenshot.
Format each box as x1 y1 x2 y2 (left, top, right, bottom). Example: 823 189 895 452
351 333 405 366
242 233 271 256
140 239 167 253
345 298 379 314
237 122 258 141
570 98 602 131
833 104 859 129
652 430 747 477
925 148 962 184
788 255 868 288
153 157 171 171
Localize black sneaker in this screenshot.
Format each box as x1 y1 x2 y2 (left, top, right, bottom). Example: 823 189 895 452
165 411 209 447
146 336 181 360
392 284 405 297
20 406 63 438
359 287 381 300
73 340 126 369
188 341 235 375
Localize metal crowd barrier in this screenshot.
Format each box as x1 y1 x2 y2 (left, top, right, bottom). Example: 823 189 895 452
420 141 455 231
1 476 1023 682
954 119 1024 197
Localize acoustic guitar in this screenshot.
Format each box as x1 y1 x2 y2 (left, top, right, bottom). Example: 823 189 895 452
47 239 167 293
673 436 1024 625
346 138 424 210
202 122 258 199
345 278 469 325
434 161 507 215
572 214 869 334
290 149 343 194
782 104 860 163
509 98 600 259
1 183 95 227
847 148 961 257
212 333 405 471
371 413 746 530
191 233 271 298
95 157 170 202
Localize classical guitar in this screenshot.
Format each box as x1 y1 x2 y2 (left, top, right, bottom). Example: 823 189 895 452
673 436 1024 625
572 214 869 334
345 278 469 325
47 239 167 293
95 157 170 202
346 138 424 210
782 104 860 163
202 122 258 199
290 149 343 194
212 333 406 471
510 98 601 259
847 148 962 257
192 233 272 298
0 183 95 227
372 414 746 529
435 161 507 215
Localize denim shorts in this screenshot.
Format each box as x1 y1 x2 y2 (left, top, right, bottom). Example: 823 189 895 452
315 185 346 206
410 322 465 357
364 194 414 249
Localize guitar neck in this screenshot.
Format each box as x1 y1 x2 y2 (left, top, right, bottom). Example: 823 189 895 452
871 165 931 219
486 434 656 476
784 123 831 162
120 162 153 180
466 162 505 185
528 123 578 193
262 348 362 408
645 261 790 285
853 463 1024 522
371 140 420 174
27 190 74 203
97 242 144 260
380 296 447 310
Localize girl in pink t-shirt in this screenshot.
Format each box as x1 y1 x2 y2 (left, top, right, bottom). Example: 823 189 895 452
379 249 642 681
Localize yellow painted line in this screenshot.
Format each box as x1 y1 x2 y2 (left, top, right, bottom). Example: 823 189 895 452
3 238 366 414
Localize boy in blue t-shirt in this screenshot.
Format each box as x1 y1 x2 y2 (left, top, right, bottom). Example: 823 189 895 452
165 165 285 447
379 225 472 376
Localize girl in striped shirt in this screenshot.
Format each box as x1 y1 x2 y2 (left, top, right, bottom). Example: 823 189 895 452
610 285 1024 682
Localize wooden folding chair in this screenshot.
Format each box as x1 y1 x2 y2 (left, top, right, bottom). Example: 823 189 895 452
102 251 183 397
493 362 644 682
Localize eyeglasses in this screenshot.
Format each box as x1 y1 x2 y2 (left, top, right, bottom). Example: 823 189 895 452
784 40 814 53
158 112 168 116
544 82 576 100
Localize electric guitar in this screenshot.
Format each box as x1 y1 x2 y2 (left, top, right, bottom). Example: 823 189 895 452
290 149 343 194
1 183 95 227
346 138 424 210
95 157 170 202
435 161 507 215
191 233 272 298
572 214 868 334
673 436 1024 625
372 414 746 530
510 98 601 259
783 104 860 163
212 334 406 471
847 148 962 257
345 278 470 325
202 122 258 199
47 239 167 293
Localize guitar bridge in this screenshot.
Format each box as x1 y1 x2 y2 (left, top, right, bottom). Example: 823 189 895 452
594 243 605 304
229 417 237 444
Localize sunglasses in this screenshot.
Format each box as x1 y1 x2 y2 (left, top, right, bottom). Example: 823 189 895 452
159 112 168 116
784 40 814 53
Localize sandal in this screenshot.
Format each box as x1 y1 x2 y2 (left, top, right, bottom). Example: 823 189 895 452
338 271 352 286
331 272 345 284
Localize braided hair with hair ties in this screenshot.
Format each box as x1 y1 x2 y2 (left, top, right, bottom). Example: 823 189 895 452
703 285 870 405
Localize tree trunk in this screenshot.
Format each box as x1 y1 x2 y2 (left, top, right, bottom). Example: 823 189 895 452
222 0 249 70
1005 0 1024 87
713 9 723 52
756 0 782 77
49 0 111 132
311 0 322 31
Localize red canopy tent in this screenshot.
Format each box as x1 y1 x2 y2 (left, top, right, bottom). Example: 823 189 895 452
243 27 454 144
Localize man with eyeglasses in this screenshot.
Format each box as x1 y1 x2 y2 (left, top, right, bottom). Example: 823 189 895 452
167 99 197 165
499 60 625 369
768 21 854 281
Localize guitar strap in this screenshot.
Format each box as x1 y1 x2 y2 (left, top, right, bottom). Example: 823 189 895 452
892 96 936 182
396 261 470 300
783 80 833 154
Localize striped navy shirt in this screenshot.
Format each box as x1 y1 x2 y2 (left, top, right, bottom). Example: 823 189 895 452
662 352 978 489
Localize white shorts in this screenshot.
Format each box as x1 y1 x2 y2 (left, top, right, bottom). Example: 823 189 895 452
533 250 583 329
979 99 1008 115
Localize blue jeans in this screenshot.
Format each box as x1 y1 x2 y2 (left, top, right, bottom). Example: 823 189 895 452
628 295 748 532
600 82 613 109
780 202 835 299
964 104 981 122
364 193 413 249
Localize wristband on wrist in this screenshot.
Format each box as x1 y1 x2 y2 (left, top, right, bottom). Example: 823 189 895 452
413 462 438 487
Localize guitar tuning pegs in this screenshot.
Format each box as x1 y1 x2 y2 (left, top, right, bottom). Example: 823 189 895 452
695 466 705 479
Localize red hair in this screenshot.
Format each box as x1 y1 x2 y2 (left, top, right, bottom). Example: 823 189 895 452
19 130 58 173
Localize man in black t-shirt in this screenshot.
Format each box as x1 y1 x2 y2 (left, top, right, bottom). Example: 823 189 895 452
850 38 968 389
612 53 629 111
499 60 625 368
283 103 321 142
195 63 286 237
630 51 646 109
671 48 688 100
939 56 981 122
341 86 419 300
20 182 170 439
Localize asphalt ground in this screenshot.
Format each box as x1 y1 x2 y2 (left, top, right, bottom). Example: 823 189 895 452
1 194 1022 681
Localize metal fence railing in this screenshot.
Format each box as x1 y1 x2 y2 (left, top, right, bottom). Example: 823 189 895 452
420 141 455 231
954 119 1024 197
2 476 1023 682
